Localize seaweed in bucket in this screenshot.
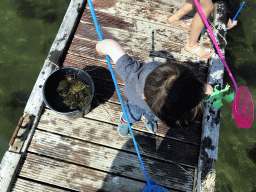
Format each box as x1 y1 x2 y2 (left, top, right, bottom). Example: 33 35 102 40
56 75 91 110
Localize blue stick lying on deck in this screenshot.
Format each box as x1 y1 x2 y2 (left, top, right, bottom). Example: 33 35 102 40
87 0 169 191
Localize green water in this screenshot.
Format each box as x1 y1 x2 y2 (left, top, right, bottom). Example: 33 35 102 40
0 0 71 157
215 1 256 191
0 0 255 191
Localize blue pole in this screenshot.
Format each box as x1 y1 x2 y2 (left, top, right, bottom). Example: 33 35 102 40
87 0 150 185
227 2 245 31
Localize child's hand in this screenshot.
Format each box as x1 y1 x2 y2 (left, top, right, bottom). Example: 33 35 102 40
205 84 213 95
96 39 126 63
227 18 237 30
96 39 111 56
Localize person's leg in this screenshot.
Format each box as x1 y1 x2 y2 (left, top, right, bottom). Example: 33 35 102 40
143 112 159 123
141 111 159 133
121 100 143 124
166 0 195 24
185 0 214 58
118 100 144 136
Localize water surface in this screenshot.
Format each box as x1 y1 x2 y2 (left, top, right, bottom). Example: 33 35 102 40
215 1 256 191
0 0 71 159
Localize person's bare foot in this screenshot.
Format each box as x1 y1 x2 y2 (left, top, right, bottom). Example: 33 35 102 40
166 15 191 31
166 15 180 24
184 42 213 59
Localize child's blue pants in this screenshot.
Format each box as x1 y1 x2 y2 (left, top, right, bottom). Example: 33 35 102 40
122 99 159 124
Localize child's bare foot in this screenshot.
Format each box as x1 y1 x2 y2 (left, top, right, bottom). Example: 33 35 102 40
184 42 213 59
166 15 180 24
166 15 191 31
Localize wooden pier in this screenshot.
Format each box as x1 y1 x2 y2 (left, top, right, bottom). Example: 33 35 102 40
0 0 228 191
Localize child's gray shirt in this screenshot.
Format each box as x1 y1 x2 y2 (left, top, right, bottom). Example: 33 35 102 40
115 54 163 111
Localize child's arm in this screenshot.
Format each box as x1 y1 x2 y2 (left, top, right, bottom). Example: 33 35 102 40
96 39 126 63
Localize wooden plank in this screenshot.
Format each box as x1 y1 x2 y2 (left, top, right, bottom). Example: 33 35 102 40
103 99 201 144
86 100 202 145
200 3 225 163
74 21 194 61
63 53 126 85
72 0 211 63
92 78 126 104
11 178 69 192
68 37 180 63
69 29 202 64
119 0 197 18
38 108 201 167
79 11 190 46
39 107 201 145
84 0 190 25
23 0 87 116
17 153 156 192
27 130 194 191
196 2 227 192
43 102 202 146
116 0 188 10
86 0 188 15
0 152 21 192
63 53 207 86
95 0 197 18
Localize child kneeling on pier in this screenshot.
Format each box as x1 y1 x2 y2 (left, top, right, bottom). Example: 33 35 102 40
96 39 213 137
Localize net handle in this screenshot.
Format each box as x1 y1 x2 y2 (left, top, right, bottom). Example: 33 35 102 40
193 0 238 91
87 0 151 184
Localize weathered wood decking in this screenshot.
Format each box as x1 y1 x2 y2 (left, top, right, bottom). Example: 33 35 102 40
0 0 228 191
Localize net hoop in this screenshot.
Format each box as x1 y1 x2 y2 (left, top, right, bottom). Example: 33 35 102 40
232 86 254 128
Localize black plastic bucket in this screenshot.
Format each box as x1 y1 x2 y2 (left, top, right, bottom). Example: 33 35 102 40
43 66 95 119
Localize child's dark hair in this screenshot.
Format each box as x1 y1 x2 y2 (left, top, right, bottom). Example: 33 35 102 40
144 61 206 127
